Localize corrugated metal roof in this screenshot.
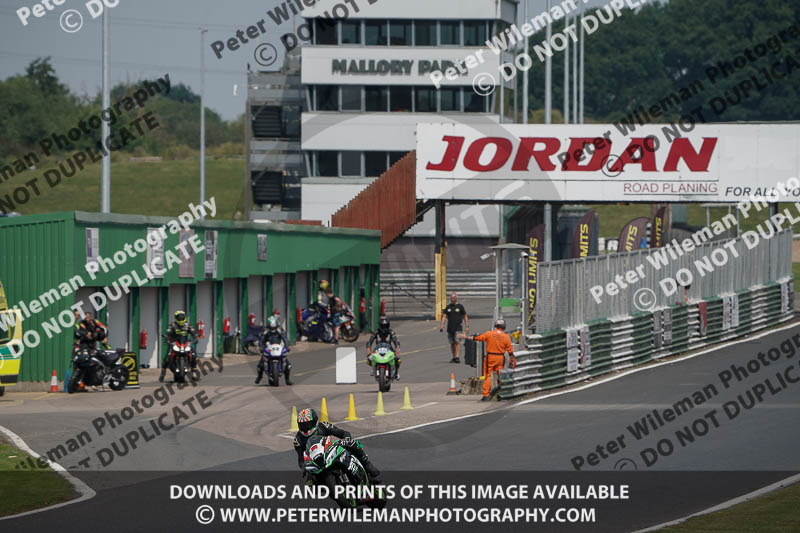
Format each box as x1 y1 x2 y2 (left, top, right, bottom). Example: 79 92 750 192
0 210 380 237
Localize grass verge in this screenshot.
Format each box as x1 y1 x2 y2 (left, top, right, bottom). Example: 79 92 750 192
658 481 800 532
0 157 246 219
0 438 78 517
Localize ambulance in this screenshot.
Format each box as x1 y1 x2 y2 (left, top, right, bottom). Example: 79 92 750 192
0 281 23 396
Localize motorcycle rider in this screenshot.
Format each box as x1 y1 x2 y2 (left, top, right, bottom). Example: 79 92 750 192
159 310 198 382
76 312 103 352
73 309 85 353
316 280 341 345
93 316 112 350
255 316 293 385
293 408 381 482
366 316 401 379
268 308 285 334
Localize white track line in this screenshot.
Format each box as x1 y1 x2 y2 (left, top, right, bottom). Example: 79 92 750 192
631 472 800 532
0 425 96 521
357 321 800 439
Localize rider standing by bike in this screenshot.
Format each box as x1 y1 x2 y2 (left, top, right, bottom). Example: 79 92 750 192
366 316 401 379
293 408 380 482
159 310 198 382
317 280 341 345
76 312 102 352
255 316 293 385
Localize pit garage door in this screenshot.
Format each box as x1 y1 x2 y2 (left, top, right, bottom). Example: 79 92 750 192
272 274 287 330
248 276 265 325
106 293 129 350
196 282 214 357
169 284 187 318
73 287 128 351
139 287 159 367
296 271 310 309
223 279 240 333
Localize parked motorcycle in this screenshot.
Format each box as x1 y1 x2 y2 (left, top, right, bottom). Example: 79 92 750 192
335 304 360 343
259 340 290 386
298 305 334 343
68 348 129 393
302 435 386 509
368 341 398 392
243 323 264 355
164 334 196 383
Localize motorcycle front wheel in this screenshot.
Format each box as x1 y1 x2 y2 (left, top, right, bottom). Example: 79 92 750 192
378 366 390 392
366 485 388 509
108 365 129 391
341 324 359 343
174 358 186 383
67 369 83 394
322 324 334 344
269 360 280 386
323 472 355 509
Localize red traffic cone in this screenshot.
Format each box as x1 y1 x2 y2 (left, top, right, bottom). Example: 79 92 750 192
49 370 59 392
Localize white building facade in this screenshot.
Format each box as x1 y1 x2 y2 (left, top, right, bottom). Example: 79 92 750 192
299 0 519 237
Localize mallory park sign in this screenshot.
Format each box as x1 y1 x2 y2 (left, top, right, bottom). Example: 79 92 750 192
331 58 465 77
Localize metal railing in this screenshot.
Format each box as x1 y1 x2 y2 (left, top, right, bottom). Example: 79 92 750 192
380 270 514 318
535 228 792 332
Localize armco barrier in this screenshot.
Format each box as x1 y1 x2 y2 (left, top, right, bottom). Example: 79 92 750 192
500 280 794 400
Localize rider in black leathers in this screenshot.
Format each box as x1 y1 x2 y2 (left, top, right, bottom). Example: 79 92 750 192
255 317 293 385
159 310 198 382
366 316 401 379
76 312 103 352
293 408 380 482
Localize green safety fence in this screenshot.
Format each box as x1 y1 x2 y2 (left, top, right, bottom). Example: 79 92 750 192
500 278 794 400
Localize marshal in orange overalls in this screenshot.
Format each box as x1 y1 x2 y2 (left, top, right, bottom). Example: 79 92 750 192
473 328 515 398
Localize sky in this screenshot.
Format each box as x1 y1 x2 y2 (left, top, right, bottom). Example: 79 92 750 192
0 0 622 121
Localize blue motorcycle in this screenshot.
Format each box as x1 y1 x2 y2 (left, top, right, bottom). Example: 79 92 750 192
259 340 291 386
299 305 334 343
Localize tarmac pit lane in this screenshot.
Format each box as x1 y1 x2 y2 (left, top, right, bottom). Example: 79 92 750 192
570 434 628 470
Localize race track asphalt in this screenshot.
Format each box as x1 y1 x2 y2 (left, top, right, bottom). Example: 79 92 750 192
3 319 799 532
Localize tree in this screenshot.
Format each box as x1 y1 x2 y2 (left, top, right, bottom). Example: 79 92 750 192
25 57 69 98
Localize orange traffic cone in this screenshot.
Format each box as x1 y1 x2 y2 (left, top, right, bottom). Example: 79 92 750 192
447 373 457 395
49 370 58 392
